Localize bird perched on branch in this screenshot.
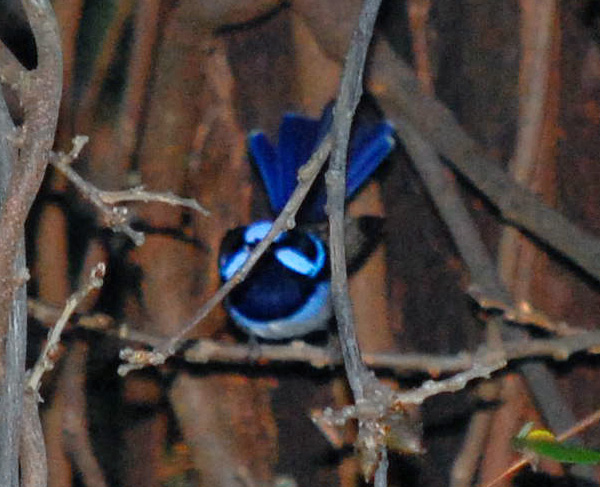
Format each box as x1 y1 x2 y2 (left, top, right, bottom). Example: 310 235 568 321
219 102 395 340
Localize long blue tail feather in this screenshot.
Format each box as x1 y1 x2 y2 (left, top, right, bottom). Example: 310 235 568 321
276 114 321 210
247 103 395 220
347 121 395 197
247 130 282 210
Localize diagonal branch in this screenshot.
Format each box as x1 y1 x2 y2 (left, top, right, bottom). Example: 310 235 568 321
117 135 334 375
372 40 600 284
27 263 105 394
97 186 209 216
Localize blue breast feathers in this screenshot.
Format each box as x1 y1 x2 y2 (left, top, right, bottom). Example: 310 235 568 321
219 221 330 339
219 103 395 339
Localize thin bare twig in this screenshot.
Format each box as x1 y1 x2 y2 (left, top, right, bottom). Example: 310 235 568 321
314 358 506 429
50 136 144 244
28 298 114 332
50 135 209 246
556 409 600 442
323 0 412 481
397 359 506 405
167 326 600 372
98 186 209 215
27 263 106 393
503 301 585 336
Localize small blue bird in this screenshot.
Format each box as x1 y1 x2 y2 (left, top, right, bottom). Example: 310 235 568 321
219 103 395 340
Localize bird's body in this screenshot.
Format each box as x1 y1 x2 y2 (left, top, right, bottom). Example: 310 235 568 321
228 279 332 340
220 220 331 339
219 103 395 340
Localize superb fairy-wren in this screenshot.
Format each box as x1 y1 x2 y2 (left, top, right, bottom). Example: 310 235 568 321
218 103 395 340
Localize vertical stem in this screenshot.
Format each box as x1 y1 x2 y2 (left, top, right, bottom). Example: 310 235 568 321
0 243 27 487
0 47 23 487
0 1 62 485
373 448 388 487
326 0 382 401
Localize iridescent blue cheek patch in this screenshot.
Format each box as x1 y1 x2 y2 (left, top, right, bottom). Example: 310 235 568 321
274 234 326 277
275 248 319 276
220 248 251 281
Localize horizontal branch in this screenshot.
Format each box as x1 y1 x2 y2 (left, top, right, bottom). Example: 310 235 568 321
28 297 600 375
